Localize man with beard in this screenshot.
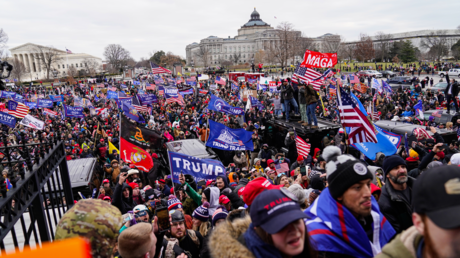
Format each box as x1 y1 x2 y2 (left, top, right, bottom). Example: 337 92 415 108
377 165 460 258
133 204 150 223
169 210 203 258
379 154 416 233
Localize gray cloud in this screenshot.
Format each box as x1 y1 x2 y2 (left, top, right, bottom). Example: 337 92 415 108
2 0 459 60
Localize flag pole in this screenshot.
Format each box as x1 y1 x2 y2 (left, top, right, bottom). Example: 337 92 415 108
166 150 176 197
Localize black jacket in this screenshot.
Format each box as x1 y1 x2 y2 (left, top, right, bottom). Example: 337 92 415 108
444 74 459 96
112 183 135 214
378 177 415 233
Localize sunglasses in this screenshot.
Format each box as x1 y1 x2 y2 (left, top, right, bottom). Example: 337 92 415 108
134 210 148 218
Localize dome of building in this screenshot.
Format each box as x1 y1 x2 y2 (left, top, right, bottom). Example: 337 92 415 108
242 8 269 27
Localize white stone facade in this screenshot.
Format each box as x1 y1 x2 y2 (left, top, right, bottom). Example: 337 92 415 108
9 43 103 81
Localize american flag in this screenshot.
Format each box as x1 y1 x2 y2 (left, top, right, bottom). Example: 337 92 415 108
66 48 72 54
7 102 29 118
349 74 359 84
291 63 323 91
367 104 380 121
43 108 58 117
329 85 337 96
146 84 156 90
413 128 434 141
165 94 185 106
275 163 290 174
215 76 226 85
373 92 377 102
432 110 442 118
338 88 377 144
322 69 335 78
295 136 311 157
132 96 149 112
150 62 171 74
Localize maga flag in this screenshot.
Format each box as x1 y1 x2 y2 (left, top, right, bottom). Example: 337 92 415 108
300 50 337 68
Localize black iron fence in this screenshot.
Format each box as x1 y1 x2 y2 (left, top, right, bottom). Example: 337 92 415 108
0 127 74 254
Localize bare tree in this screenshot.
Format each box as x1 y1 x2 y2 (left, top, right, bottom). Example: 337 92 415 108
10 57 28 83
355 34 375 62
268 22 299 68
374 32 393 61
420 30 449 61
103 44 131 73
160 51 183 69
83 58 101 77
254 50 266 64
322 34 343 53
33 45 62 79
0 28 8 55
67 65 78 78
230 53 242 64
194 45 211 68
342 44 355 61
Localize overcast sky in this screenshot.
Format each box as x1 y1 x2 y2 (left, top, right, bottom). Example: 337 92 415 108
2 0 459 61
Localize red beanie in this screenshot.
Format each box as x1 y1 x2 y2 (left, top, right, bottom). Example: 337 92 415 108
297 156 304 162
435 151 445 160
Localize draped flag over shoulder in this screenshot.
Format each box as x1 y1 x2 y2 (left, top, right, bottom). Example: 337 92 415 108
295 136 311 157
338 88 377 144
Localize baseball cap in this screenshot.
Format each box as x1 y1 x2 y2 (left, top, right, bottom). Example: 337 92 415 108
219 195 230 204
250 189 309 234
102 179 110 184
412 165 460 229
242 177 282 206
102 196 111 201
128 182 139 189
133 204 148 212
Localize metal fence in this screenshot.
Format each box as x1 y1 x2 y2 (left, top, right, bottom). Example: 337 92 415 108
0 127 74 254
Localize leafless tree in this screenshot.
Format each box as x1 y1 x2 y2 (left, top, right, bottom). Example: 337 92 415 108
254 50 266 64
33 45 63 79
322 34 343 53
355 34 375 62
420 30 449 61
103 44 131 73
221 59 233 67
342 44 355 61
160 51 183 69
83 58 101 77
194 45 211 68
374 32 393 61
230 53 242 64
0 28 8 54
10 57 28 83
67 65 78 78
268 22 299 68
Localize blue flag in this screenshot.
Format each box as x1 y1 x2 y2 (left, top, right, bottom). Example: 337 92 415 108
168 151 226 184
64 105 84 118
119 91 127 98
118 97 132 108
351 125 400 160
49 95 64 102
7 100 18 111
350 91 368 116
0 111 16 128
382 80 392 94
404 133 409 153
94 96 100 101
25 102 37 109
1 91 16 99
208 94 244 116
107 90 118 99
249 96 264 109
414 100 424 119
122 102 144 123
137 94 158 105
37 99 53 108
206 120 254 151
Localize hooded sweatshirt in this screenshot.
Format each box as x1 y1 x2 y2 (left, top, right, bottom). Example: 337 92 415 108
206 187 220 216
112 183 135 214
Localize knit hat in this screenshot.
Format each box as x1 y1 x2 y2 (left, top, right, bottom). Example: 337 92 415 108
297 156 304 162
451 153 460 165
192 202 210 222
167 197 183 211
288 184 306 205
323 146 373 199
212 207 228 227
382 155 407 178
435 151 445 160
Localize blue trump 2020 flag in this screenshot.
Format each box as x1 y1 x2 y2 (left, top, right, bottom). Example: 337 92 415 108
168 151 226 184
351 125 401 160
206 120 254 151
208 94 244 116
64 105 84 118
0 111 16 128
107 90 118 99
37 99 53 108
122 102 144 123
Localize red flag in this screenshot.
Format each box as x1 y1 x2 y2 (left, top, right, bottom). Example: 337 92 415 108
120 137 154 172
300 50 337 68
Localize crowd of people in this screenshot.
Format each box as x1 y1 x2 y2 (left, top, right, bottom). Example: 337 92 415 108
3 61 460 258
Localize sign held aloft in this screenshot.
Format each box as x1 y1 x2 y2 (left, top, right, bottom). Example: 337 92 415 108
300 50 337 68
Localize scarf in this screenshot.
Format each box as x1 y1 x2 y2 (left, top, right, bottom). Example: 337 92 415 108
305 188 395 258
243 224 283 258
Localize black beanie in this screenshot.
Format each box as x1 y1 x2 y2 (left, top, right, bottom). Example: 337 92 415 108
203 188 211 202
323 146 374 199
382 155 407 179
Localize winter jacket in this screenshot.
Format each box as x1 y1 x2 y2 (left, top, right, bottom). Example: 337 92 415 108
298 87 307 104
375 226 423 258
257 149 272 168
270 97 282 109
233 178 249 195
304 85 318 105
112 183 135 214
279 84 294 100
209 216 255 258
378 177 415 234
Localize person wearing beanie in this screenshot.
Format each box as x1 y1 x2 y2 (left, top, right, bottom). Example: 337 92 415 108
168 197 193 230
211 207 228 228
379 153 416 234
305 146 396 257
288 184 307 210
192 202 211 237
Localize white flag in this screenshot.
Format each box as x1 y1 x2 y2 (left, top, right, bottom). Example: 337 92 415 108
20 115 44 130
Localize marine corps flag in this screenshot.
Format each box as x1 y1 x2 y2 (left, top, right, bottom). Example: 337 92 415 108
120 115 154 172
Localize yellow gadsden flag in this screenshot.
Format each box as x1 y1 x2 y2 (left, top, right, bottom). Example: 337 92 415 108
109 141 119 154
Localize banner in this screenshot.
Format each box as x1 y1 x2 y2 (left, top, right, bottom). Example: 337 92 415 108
43 108 58 117
177 84 193 92
120 137 153 172
353 83 368 94
0 112 16 128
25 102 37 109
249 96 264 110
7 100 18 111
107 90 118 99
137 94 158 105
14 94 24 101
117 97 132 108
1 91 16 99
122 102 144 123
208 94 244 116
120 115 163 150
37 99 53 108
64 105 84 118
300 50 337 68
179 89 194 95
351 125 400 160
206 120 254 151
168 151 225 184
49 95 64 102
19 114 44 130
239 89 257 102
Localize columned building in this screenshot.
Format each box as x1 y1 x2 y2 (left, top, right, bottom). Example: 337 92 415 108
9 43 103 81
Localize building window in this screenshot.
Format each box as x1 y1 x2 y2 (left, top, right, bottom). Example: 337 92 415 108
81 63 83 67
85 63 87 67
58 65 60 69
67 64 69 68
76 64 78 68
